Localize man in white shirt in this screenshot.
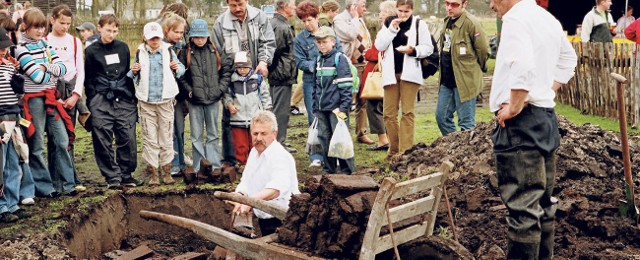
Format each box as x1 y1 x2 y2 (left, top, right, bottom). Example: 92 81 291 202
233 110 300 235
489 0 577 258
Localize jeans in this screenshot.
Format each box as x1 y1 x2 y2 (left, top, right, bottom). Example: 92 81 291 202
27 96 75 195
189 102 221 171
303 80 323 162
171 100 187 171
1 141 21 214
435 85 477 136
316 111 355 174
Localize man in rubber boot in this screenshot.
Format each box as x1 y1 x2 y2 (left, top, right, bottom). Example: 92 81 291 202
489 0 577 259
232 111 300 236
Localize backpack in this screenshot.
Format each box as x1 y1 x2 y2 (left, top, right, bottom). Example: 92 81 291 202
316 52 360 94
415 18 440 79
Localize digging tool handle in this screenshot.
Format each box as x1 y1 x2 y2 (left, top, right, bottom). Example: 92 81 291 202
214 191 288 221
612 73 637 212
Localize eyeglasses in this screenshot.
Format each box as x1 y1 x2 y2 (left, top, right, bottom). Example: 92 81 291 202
444 1 462 8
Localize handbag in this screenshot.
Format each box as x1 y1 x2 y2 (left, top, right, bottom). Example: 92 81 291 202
361 52 384 100
416 18 440 79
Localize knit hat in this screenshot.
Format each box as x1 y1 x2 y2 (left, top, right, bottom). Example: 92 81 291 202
0 27 13 49
76 22 96 32
234 51 252 68
143 22 164 40
189 19 210 38
314 26 336 39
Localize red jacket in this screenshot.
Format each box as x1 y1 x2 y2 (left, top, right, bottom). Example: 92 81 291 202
359 46 381 99
624 18 640 44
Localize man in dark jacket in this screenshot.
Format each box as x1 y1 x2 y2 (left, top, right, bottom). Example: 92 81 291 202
212 0 276 174
84 14 143 189
178 19 225 173
268 0 298 153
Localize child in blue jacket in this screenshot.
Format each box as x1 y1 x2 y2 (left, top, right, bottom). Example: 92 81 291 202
312 26 355 174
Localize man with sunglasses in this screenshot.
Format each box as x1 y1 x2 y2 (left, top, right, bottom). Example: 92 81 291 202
436 0 489 136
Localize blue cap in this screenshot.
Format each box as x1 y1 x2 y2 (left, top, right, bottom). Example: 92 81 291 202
189 19 210 38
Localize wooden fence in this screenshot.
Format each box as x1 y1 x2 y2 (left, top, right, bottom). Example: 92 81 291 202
557 42 640 126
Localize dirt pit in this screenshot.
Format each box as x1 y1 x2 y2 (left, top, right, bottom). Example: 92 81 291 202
389 116 640 259
1 190 231 259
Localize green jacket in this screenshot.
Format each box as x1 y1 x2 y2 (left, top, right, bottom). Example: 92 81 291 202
439 11 490 102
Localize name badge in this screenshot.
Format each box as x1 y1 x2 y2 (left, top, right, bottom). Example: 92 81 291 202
460 47 467 55
105 54 120 65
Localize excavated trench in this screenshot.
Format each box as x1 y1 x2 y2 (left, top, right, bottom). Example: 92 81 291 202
62 191 230 259
59 188 472 259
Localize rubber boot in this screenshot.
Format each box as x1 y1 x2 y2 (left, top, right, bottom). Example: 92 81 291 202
146 166 160 186
161 164 176 185
539 222 554 260
507 239 539 260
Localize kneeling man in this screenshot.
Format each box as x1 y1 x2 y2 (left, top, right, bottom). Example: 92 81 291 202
233 111 300 235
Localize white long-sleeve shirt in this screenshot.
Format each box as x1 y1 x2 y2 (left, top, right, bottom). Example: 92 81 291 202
46 33 84 97
235 141 300 219
490 0 577 112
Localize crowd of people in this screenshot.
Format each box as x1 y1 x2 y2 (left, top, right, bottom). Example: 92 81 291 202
0 0 583 258
581 0 640 44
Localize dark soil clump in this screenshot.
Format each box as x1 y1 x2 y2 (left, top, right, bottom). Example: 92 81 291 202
390 116 640 258
278 174 379 259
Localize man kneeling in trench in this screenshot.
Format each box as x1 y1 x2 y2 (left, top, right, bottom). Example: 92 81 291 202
232 110 301 235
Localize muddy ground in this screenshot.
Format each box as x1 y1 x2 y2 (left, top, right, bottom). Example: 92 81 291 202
388 117 640 259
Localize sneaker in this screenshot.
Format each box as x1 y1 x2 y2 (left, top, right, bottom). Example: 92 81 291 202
75 185 87 192
291 106 303 116
121 177 145 187
284 146 297 153
20 198 35 205
309 160 322 167
0 212 18 223
64 190 79 196
107 180 122 190
13 209 30 219
169 167 183 177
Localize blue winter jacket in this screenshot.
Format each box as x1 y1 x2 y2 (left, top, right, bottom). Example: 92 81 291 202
294 29 343 86
312 47 352 114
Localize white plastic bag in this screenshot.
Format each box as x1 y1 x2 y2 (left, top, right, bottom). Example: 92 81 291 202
328 119 354 159
305 118 322 155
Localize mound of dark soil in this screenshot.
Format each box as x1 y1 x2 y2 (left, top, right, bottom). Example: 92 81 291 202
391 116 640 258
278 174 379 258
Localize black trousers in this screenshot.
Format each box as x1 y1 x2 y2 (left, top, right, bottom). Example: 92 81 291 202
492 105 559 244
89 94 138 182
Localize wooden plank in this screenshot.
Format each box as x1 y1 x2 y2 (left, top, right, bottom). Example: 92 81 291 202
213 191 288 220
359 178 397 260
373 223 428 254
116 244 153 260
139 210 324 260
170 252 207 260
380 196 436 224
390 172 443 200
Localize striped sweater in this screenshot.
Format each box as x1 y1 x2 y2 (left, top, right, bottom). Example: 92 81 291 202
0 63 18 109
15 34 67 93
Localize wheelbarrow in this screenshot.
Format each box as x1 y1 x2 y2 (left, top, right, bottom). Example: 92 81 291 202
140 161 454 259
